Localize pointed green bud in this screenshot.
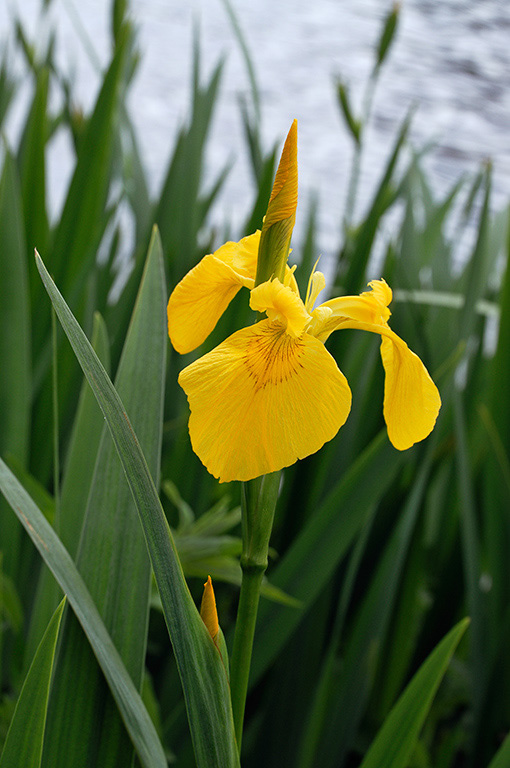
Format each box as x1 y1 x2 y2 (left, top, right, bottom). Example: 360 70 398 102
255 120 298 287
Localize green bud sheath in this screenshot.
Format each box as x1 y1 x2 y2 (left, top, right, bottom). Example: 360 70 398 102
255 119 298 287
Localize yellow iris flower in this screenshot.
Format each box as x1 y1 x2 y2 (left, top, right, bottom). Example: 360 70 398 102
167 238 441 483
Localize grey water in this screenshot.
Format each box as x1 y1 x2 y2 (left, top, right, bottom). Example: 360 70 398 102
1 0 510 263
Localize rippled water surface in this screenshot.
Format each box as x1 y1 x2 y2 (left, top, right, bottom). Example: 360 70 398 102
2 0 509 256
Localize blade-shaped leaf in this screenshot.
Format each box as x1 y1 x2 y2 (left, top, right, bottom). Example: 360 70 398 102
25 313 110 667
0 458 167 768
0 599 65 768
311 453 434 768
358 617 469 768
0 149 30 578
35 242 239 767
42 228 165 768
17 65 50 278
251 433 403 685
51 27 128 296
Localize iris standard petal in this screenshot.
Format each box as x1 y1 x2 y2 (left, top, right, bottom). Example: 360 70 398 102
250 278 310 337
310 279 393 342
167 233 260 354
178 320 352 482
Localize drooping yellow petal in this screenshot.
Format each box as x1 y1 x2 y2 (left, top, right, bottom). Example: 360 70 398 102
310 279 393 342
167 232 260 354
326 317 440 450
250 278 310 337
200 576 219 641
378 330 441 450
178 320 352 482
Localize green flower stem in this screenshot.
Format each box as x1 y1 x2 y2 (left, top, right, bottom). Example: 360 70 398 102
231 471 281 749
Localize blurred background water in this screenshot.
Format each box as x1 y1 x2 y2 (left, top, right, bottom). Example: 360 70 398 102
1 0 509 259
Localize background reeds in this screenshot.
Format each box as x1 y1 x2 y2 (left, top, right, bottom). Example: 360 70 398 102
1 2 510 766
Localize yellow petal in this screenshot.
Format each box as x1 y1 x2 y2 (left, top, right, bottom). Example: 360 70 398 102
312 279 393 342
178 320 352 482
379 331 441 450
249 278 310 337
167 232 260 354
326 317 440 450
200 576 219 641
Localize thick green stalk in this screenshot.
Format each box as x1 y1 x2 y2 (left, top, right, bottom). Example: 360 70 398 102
230 472 280 748
230 120 297 749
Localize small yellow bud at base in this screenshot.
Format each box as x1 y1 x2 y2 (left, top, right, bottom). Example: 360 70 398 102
200 575 219 642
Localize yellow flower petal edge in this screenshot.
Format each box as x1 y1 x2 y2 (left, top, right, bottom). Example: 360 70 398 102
200 576 219 642
178 319 352 483
167 232 301 355
306 279 440 449
378 327 441 450
327 317 440 449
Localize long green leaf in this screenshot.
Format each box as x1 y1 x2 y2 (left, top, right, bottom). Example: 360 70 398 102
17 65 50 279
51 27 128 294
156 41 224 281
251 433 403 685
312 453 433 768
35 243 239 767
0 149 30 579
0 600 65 768
340 111 411 294
43 228 166 768
24 313 110 668
0 458 167 768
358 617 469 768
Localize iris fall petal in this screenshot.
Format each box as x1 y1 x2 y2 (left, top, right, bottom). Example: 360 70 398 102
178 319 352 482
378 331 441 450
